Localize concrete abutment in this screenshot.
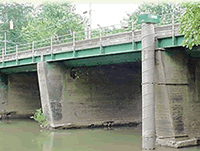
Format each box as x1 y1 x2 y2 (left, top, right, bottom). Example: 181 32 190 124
0 72 41 118
37 61 142 128
155 50 200 148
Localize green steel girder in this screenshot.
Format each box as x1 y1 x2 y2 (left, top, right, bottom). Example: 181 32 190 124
0 64 37 74
0 42 141 74
1 34 200 74
157 36 184 48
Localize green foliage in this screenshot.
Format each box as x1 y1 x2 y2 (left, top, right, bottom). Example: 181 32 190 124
30 108 49 126
179 2 200 50
0 2 84 52
123 2 185 30
19 2 84 43
0 2 187 52
0 2 34 48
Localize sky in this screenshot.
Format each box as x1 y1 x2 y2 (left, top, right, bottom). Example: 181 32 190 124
1 0 200 29
73 3 139 29
72 0 199 29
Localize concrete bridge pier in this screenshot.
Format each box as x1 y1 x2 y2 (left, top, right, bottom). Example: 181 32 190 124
37 62 66 127
155 50 190 147
154 49 200 148
139 14 200 148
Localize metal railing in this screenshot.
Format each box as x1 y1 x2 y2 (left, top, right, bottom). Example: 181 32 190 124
0 12 184 62
0 22 133 56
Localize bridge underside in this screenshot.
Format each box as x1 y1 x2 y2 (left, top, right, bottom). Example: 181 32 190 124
0 55 143 125
1 43 200 148
37 61 142 127
0 49 143 122
0 72 41 118
0 51 141 74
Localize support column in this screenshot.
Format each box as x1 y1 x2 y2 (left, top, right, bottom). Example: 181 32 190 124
0 74 7 112
138 14 160 150
141 23 155 150
37 62 66 127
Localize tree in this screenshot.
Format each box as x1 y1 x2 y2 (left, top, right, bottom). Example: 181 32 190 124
179 2 200 50
122 2 185 30
0 2 34 48
19 2 84 46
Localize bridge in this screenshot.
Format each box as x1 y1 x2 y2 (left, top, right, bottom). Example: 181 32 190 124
0 14 200 150
0 23 183 71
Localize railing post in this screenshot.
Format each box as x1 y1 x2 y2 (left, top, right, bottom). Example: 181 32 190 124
172 7 175 46
16 45 18 53
51 37 53 60
32 41 34 50
4 31 6 55
32 41 35 62
132 20 135 50
99 29 102 54
73 32 76 57
89 28 91 39
2 48 4 67
51 37 53 50
16 45 18 64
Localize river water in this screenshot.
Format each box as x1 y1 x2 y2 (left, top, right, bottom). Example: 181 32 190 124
1 119 200 151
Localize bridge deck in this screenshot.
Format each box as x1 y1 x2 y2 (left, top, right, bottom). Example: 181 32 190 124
0 23 184 72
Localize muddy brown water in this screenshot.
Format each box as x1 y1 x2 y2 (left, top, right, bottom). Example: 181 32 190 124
0 119 200 151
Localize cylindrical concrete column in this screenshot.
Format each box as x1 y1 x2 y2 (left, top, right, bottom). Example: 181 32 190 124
141 23 155 150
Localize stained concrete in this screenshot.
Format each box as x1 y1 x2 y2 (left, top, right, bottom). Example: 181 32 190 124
2 48 200 149
4 72 41 118
186 59 200 138
155 49 200 148
0 74 8 113
155 50 188 138
37 61 142 127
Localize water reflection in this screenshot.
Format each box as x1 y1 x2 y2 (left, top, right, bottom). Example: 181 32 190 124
39 128 200 151
0 119 200 151
39 127 141 151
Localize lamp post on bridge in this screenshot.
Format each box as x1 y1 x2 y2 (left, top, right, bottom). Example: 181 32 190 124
82 2 92 40
138 14 160 150
3 20 13 55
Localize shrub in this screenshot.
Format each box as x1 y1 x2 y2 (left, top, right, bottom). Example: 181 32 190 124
30 108 49 126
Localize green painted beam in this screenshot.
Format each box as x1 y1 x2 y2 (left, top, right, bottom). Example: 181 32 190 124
0 34 199 73
45 42 141 63
157 36 184 48
0 42 141 72
0 64 37 74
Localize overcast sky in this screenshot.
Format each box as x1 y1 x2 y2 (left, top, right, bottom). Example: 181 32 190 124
73 0 198 29
1 0 200 29
74 3 139 29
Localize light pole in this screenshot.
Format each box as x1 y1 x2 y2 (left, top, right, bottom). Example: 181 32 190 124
83 11 88 39
88 2 92 39
4 20 13 55
82 2 92 40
